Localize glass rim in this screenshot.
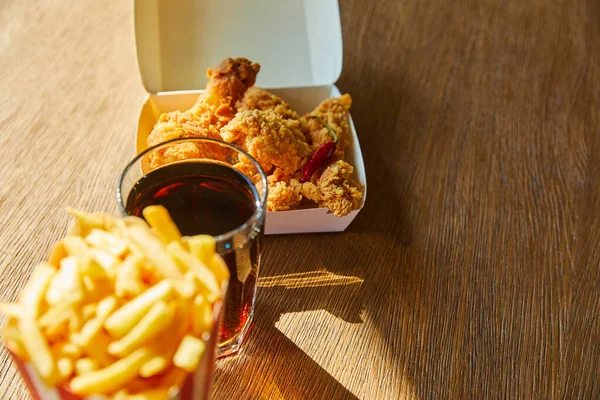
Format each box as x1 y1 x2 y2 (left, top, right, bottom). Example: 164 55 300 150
116 137 268 244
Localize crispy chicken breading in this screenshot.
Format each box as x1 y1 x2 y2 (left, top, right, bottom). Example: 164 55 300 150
189 58 261 128
147 111 220 147
303 94 352 157
267 180 303 211
145 57 363 217
220 109 311 175
301 160 363 217
145 111 229 168
237 87 301 120
148 58 260 147
147 58 260 169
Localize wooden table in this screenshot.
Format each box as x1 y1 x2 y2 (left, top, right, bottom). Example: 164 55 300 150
1 0 599 398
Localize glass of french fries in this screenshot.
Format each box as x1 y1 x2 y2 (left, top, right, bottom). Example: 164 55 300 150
1 206 229 400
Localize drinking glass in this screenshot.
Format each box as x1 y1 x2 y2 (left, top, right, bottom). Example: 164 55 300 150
117 137 267 357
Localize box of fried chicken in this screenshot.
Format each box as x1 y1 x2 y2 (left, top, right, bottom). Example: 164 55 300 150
133 0 367 234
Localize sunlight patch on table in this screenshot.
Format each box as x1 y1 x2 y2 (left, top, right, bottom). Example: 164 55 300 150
275 310 416 399
258 270 363 289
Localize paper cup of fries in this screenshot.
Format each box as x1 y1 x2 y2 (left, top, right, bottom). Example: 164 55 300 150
1 206 229 400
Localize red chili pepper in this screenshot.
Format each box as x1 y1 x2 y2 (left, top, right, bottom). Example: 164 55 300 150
300 116 338 183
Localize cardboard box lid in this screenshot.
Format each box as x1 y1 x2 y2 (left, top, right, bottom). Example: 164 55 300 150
134 0 343 93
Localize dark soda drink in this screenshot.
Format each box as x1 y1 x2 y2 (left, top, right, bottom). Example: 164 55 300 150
125 161 263 354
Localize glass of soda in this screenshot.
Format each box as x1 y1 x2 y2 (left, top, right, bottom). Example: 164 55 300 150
117 137 267 357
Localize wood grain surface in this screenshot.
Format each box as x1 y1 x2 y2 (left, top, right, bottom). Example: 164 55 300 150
1 0 599 399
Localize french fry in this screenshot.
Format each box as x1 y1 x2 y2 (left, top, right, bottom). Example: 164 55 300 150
82 259 111 281
75 357 100 375
72 317 102 348
66 208 105 230
69 348 152 395
63 236 90 259
57 357 74 381
0 303 22 318
69 310 83 332
82 303 97 321
115 256 147 298
209 253 230 285
80 332 115 367
18 317 58 385
170 278 197 299
126 226 183 279
173 335 205 373
19 263 55 319
72 296 117 348
60 256 85 304
86 229 128 257
4 325 28 361
140 298 191 378
90 248 118 275
48 241 67 268
166 241 219 296
97 295 118 318
143 205 181 244
139 355 169 378
121 215 147 226
38 301 71 330
113 389 130 400
191 295 213 337
45 269 65 306
108 300 175 357
44 320 69 344
184 235 216 265
51 341 82 359
104 281 173 338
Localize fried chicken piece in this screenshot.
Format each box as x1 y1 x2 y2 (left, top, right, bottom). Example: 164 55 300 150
146 111 228 168
147 142 201 170
147 58 260 168
189 58 261 129
301 160 363 217
147 111 221 147
267 180 303 211
221 109 311 175
237 87 301 120
303 94 352 156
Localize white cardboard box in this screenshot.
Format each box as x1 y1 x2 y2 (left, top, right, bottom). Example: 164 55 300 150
133 0 367 235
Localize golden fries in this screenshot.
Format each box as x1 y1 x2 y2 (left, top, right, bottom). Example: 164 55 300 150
70 348 152 395
19 263 54 319
192 295 213 338
167 241 220 295
143 205 182 244
126 226 183 279
0 303 22 318
184 235 216 265
51 342 82 359
75 357 100 375
18 318 59 385
108 300 175 357
104 280 174 338
57 357 74 381
0 206 227 397
173 335 206 373
115 256 146 298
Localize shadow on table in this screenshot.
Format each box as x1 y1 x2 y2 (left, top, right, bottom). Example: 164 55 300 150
213 267 363 399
